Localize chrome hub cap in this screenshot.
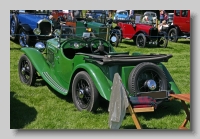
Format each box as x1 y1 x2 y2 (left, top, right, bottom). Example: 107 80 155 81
145 79 157 90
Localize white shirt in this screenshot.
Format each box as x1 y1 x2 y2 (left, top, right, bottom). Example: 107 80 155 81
63 10 69 13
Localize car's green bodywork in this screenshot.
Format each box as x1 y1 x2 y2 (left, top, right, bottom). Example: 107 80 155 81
21 36 181 101
75 21 110 41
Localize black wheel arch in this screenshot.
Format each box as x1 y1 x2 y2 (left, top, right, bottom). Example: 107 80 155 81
110 27 121 36
19 24 32 32
167 25 180 35
133 31 148 41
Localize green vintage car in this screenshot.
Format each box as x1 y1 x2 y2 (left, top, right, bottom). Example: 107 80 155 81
60 10 113 42
18 29 181 112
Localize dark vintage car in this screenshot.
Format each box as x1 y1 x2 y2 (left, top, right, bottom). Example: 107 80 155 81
86 10 109 20
55 10 113 42
167 10 190 42
111 16 168 48
18 28 181 112
10 10 54 47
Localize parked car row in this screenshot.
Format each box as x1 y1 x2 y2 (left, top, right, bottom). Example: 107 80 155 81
10 10 190 48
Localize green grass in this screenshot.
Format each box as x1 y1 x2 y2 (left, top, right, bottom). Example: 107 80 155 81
10 38 190 129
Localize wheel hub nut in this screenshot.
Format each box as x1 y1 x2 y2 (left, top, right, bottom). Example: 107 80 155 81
79 89 84 98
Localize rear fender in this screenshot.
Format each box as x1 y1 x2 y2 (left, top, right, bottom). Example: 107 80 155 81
72 63 112 100
160 63 181 94
167 25 180 35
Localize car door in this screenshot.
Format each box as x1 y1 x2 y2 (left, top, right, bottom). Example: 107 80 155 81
180 10 190 33
174 10 190 33
121 22 135 39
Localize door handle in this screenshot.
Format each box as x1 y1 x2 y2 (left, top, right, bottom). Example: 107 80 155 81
186 21 190 23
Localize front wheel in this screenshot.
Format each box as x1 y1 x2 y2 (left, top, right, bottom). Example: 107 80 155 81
19 28 30 47
157 35 168 48
136 33 146 48
72 71 99 112
18 54 36 86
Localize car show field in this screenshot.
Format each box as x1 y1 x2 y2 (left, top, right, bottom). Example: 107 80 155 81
10 10 190 129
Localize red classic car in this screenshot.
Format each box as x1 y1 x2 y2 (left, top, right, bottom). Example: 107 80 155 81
51 10 69 21
110 16 168 48
167 10 190 42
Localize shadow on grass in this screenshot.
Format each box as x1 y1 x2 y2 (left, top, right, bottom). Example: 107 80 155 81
45 83 74 103
44 81 111 113
121 100 187 129
10 47 22 51
177 39 190 45
121 40 175 49
10 92 37 129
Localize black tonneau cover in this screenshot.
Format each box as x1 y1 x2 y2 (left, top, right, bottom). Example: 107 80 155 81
77 53 173 65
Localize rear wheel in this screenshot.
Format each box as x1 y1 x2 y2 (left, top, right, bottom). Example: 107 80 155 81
168 28 178 42
18 54 36 86
128 62 168 96
10 14 19 41
136 33 146 48
72 71 99 112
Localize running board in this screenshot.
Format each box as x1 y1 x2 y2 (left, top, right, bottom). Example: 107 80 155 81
42 72 68 95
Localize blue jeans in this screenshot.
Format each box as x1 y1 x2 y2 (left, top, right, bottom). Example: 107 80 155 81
160 19 164 24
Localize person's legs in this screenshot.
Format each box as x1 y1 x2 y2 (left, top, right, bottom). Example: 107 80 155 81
160 19 163 24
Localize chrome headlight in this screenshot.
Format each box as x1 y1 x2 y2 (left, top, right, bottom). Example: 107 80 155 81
74 42 79 48
35 42 45 52
33 28 41 35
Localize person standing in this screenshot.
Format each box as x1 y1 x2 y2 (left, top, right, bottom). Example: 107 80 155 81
129 10 134 19
70 10 83 21
164 12 168 22
159 10 165 24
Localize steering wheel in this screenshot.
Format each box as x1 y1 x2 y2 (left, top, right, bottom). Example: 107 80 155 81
90 39 109 55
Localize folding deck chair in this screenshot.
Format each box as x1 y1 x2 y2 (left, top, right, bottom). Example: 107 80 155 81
108 73 169 129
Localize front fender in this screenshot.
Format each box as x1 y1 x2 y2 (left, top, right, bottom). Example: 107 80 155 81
20 24 32 32
20 47 49 73
73 63 112 100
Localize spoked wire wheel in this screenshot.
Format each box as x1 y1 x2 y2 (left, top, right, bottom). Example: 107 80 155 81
72 71 99 112
128 62 168 96
18 54 36 86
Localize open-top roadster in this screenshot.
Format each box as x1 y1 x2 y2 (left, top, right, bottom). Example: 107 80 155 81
111 14 168 48
18 28 181 112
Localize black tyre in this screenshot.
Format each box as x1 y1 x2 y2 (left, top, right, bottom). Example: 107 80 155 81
110 33 119 47
10 14 19 41
168 28 178 42
72 71 99 112
157 35 168 48
18 54 36 86
19 28 30 47
128 62 168 96
136 33 146 48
